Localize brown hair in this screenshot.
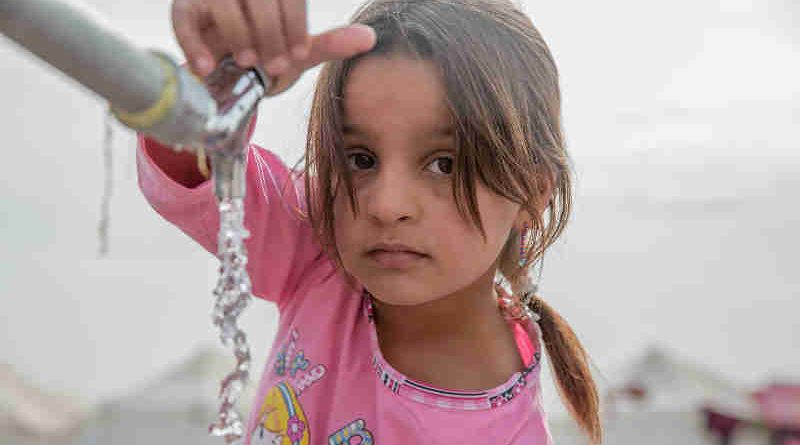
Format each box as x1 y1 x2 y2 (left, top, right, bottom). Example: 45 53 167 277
297 0 601 442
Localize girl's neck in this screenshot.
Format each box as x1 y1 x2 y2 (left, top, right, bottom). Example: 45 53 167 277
370 268 501 343
370 268 525 390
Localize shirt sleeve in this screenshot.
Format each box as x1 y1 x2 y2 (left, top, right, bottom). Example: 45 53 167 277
135 113 327 309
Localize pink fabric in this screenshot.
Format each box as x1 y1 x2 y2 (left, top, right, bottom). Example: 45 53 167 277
136 128 554 444
514 323 536 368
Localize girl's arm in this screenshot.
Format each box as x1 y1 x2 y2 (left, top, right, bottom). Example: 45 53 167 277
136 112 327 309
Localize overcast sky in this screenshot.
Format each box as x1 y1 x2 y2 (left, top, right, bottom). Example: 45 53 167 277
1 0 797 418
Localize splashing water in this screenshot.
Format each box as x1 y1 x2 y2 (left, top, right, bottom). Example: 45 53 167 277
208 196 253 443
201 58 266 444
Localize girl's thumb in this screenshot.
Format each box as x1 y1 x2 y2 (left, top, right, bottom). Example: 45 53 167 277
262 25 376 96
303 24 377 68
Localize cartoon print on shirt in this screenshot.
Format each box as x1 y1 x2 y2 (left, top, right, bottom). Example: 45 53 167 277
274 349 288 377
250 382 310 445
273 328 327 396
328 418 374 445
251 328 331 444
290 351 310 377
274 329 299 377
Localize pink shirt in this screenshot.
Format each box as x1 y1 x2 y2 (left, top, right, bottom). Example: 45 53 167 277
136 121 554 444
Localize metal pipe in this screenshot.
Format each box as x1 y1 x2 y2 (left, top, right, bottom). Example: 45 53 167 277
1 0 166 115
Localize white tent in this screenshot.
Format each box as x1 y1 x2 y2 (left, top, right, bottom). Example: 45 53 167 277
605 343 755 415
80 346 259 445
99 346 258 418
1 347 258 445
0 363 92 443
548 343 771 445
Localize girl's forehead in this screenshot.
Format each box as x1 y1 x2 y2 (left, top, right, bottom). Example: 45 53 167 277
341 56 453 137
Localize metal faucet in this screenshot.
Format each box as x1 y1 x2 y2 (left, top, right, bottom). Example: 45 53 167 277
198 57 269 200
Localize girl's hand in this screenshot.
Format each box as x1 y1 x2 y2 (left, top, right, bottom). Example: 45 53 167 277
171 0 376 95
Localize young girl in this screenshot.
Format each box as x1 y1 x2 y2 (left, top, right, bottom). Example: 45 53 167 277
141 0 601 443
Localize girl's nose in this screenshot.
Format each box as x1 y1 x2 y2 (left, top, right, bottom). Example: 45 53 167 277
363 170 420 225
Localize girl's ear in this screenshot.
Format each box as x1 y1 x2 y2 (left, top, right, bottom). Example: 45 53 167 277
513 209 531 234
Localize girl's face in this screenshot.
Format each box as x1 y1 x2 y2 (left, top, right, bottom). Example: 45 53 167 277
333 55 524 306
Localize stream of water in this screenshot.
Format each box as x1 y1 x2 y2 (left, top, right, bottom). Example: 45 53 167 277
208 197 253 443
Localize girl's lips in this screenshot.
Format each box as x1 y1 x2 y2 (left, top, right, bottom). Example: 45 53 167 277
367 250 428 268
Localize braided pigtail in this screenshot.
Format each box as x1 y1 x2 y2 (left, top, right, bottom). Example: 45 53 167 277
497 226 602 445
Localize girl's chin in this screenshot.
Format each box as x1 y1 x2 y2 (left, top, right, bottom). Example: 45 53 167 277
362 283 442 307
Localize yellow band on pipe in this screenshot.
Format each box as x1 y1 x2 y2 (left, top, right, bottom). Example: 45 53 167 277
111 52 177 129
196 147 210 180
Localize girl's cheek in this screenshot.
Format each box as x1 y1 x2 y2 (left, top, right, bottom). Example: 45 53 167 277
332 193 354 225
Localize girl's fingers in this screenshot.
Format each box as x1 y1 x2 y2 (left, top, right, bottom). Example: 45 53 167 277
245 0 289 75
206 0 257 68
172 0 374 93
264 24 376 97
300 24 377 69
171 0 216 76
279 0 310 60
198 25 230 66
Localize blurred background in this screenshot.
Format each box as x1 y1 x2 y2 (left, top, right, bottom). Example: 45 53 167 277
0 0 797 444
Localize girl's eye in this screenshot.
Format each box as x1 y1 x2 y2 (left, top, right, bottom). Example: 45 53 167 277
346 152 376 171
427 156 454 175
345 151 454 176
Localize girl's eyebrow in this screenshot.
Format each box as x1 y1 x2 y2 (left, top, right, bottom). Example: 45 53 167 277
341 123 363 136
429 125 454 138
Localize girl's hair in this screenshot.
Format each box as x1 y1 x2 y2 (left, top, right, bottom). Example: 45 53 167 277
298 0 601 442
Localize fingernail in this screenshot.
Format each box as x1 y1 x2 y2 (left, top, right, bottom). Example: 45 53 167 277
237 49 258 67
291 44 309 60
353 23 376 36
196 57 213 75
265 55 290 76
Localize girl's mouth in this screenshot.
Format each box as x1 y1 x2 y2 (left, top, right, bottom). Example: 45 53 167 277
366 250 428 268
